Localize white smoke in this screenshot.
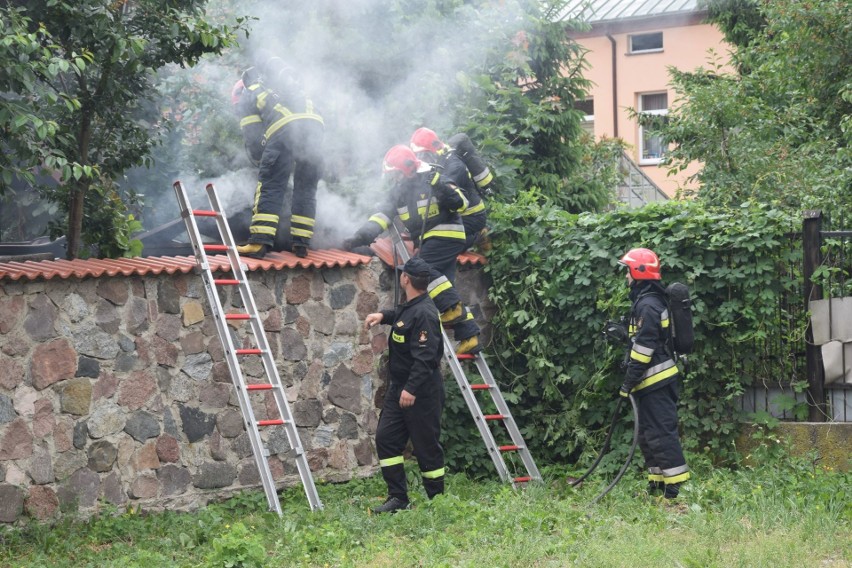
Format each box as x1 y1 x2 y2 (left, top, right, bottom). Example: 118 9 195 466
162 0 526 249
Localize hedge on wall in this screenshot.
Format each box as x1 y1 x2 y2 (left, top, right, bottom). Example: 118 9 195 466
442 194 803 477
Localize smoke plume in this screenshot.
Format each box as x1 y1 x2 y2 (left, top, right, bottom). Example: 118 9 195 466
148 0 525 250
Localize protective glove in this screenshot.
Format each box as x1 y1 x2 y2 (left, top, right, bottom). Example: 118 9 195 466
619 385 631 398
602 319 628 345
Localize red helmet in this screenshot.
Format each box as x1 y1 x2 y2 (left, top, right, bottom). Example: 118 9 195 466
409 127 444 154
382 145 421 179
230 79 245 105
619 248 661 280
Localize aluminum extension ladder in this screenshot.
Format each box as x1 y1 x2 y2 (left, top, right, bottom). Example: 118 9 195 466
173 181 323 513
388 221 541 487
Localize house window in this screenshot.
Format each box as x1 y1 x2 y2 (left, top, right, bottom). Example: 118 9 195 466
638 92 668 165
575 98 594 135
629 32 663 54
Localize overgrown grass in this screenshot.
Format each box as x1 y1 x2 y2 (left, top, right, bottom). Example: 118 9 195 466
1 457 849 568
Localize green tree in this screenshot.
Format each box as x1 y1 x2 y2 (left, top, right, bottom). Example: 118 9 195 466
655 0 851 215
0 7 76 241
0 0 247 258
450 0 619 212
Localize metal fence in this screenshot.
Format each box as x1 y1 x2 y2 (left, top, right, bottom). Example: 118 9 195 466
738 211 852 422
737 229 809 420
805 211 852 421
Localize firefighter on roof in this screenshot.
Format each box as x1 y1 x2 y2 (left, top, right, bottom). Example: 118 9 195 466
409 127 489 251
619 247 690 499
344 145 481 355
233 59 324 259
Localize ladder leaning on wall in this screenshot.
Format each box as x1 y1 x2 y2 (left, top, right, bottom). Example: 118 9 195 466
173 181 323 514
388 220 541 488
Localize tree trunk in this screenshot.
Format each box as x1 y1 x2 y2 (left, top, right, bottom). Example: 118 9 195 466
66 183 86 260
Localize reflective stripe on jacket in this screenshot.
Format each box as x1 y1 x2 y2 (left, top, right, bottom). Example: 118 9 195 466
623 280 679 394
237 82 323 160
355 168 467 246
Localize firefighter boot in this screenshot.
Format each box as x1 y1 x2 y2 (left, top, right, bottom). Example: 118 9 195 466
647 481 664 496
371 496 411 514
456 336 482 356
236 243 269 259
292 244 309 258
664 483 681 499
423 478 444 500
440 303 465 326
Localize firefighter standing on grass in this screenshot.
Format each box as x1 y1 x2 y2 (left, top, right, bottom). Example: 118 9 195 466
364 257 446 513
233 60 324 259
619 247 690 499
344 145 481 355
409 128 489 251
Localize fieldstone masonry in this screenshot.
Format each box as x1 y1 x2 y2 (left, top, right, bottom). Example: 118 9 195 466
0 258 491 523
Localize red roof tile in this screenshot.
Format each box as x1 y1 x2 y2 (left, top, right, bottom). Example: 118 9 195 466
0 238 485 283
0 249 373 283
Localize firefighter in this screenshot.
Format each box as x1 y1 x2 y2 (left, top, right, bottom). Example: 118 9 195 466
233 61 324 259
363 257 446 513
618 247 690 499
409 127 488 251
344 145 481 355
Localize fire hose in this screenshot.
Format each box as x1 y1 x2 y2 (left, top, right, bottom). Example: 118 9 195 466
569 392 639 503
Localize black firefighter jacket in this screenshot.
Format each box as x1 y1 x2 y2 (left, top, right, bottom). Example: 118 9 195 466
623 280 679 394
237 80 323 163
353 169 468 247
379 294 444 396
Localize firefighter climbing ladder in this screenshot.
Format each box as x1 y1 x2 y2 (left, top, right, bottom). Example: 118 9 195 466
388 221 541 488
173 181 323 514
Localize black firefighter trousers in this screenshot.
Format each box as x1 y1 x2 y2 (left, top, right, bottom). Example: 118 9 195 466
636 380 690 493
418 237 479 341
249 122 323 249
375 381 446 501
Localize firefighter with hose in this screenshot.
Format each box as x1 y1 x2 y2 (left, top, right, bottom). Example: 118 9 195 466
618 247 690 499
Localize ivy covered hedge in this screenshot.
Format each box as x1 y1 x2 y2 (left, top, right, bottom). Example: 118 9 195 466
443 196 804 476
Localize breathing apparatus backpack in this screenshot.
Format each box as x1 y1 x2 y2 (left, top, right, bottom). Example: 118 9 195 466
665 282 694 357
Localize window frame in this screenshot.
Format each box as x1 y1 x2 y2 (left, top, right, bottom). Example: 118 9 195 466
637 92 668 165
628 31 664 54
574 98 595 135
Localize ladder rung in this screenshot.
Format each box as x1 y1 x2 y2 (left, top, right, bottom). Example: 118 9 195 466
470 384 491 390
513 476 532 483
456 353 477 361
192 210 218 217
213 279 241 286
246 384 273 391
257 419 286 427
484 414 506 421
204 244 229 252
225 313 252 320
499 445 521 452
236 348 263 355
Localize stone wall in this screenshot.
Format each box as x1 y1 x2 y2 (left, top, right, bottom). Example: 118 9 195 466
0 258 491 523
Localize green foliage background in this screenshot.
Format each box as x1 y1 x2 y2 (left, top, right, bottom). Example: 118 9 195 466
0 0 246 257
442 197 804 477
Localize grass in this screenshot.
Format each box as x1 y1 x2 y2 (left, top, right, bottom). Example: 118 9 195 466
0 458 849 568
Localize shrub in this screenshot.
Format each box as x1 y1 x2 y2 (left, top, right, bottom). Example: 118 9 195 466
444 196 802 476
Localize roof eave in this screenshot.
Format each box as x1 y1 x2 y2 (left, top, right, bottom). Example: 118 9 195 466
567 10 709 39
